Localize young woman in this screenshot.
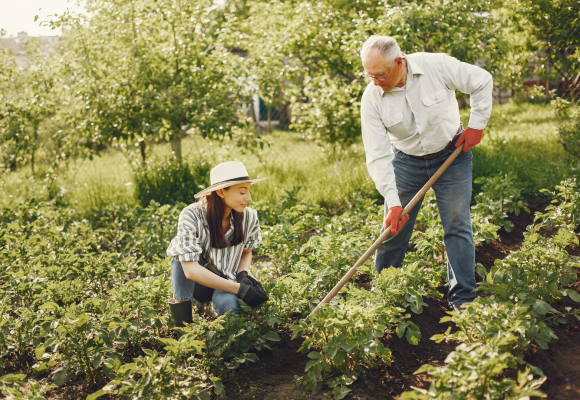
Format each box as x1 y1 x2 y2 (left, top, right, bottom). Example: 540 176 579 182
166 161 269 326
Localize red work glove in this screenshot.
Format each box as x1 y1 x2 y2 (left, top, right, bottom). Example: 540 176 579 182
455 127 483 152
384 206 409 235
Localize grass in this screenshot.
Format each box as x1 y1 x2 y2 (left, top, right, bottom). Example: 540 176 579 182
0 101 577 215
0 151 135 215
152 132 377 210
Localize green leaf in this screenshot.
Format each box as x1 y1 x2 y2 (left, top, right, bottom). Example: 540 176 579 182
535 337 549 350
0 374 26 384
332 385 352 400
197 390 211 400
565 289 580 303
486 272 493 284
263 331 281 341
396 322 407 339
405 322 421 346
86 390 106 400
53 369 71 386
308 351 321 359
93 354 102 368
211 377 225 396
35 345 46 360
476 264 487 279
533 300 554 315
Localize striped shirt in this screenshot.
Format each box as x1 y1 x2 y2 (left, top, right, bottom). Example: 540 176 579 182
166 202 262 281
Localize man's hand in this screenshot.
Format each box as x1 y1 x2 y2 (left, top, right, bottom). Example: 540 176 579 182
455 127 483 152
384 206 409 235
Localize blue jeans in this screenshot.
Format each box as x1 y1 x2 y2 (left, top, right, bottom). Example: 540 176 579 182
171 259 242 315
374 135 476 307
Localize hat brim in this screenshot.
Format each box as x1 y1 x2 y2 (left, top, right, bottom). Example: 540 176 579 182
194 178 268 199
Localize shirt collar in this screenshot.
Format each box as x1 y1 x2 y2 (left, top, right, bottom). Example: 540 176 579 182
405 53 424 76
381 53 423 95
225 212 235 236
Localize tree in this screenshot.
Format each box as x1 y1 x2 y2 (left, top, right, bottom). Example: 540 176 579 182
516 0 580 102
0 37 57 173
235 0 510 148
51 0 251 160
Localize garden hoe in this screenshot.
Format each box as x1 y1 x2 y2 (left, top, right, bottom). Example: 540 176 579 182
306 142 465 321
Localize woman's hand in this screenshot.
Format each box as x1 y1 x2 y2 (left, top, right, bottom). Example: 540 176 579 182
236 271 266 293
237 282 269 307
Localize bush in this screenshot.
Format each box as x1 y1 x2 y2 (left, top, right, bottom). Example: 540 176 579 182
552 97 580 160
132 157 211 207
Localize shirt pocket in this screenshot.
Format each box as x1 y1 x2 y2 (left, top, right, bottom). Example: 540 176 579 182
422 88 449 125
382 111 409 140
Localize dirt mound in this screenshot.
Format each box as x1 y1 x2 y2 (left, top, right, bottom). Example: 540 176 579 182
345 294 459 399
524 293 580 400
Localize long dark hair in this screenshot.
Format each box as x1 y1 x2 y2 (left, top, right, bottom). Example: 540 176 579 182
205 190 244 249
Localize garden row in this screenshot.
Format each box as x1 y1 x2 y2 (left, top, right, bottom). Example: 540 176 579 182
0 176 578 399
255 179 580 399
402 179 580 399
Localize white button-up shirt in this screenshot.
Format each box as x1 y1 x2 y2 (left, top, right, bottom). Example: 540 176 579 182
360 52 493 208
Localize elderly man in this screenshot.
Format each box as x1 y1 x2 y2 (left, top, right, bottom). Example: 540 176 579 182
360 35 492 312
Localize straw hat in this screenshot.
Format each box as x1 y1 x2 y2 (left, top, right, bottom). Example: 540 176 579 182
194 161 267 199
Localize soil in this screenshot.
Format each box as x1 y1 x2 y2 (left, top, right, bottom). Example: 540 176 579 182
524 284 580 400
220 204 580 400
474 203 545 270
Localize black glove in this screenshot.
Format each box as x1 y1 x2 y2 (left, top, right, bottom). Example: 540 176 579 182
236 271 265 293
237 282 269 308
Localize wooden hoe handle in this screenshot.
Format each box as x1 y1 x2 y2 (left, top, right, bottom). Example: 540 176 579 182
306 143 465 320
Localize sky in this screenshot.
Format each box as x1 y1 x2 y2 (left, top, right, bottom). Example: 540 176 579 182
0 0 86 37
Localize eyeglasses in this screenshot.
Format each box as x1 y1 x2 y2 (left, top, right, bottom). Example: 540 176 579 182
362 60 395 82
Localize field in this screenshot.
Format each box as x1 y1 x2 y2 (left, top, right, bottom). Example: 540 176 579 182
1 101 580 400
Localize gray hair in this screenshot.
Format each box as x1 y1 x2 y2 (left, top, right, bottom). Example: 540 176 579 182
360 35 402 64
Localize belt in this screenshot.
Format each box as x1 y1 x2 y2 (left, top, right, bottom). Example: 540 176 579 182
407 126 463 160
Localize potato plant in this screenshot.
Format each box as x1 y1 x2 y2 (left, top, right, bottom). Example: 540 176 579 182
292 302 400 399
401 339 546 400
472 174 530 232
0 174 578 399
33 299 127 385
535 179 580 231
478 226 579 304
88 334 218 400
404 179 580 399
432 298 565 351
0 374 55 400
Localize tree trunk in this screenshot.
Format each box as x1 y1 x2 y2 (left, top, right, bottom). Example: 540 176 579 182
31 149 35 175
140 141 146 162
267 108 271 133
171 136 182 159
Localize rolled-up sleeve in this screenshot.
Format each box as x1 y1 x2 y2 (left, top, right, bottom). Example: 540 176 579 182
441 54 493 130
243 209 262 250
166 207 204 262
361 88 401 208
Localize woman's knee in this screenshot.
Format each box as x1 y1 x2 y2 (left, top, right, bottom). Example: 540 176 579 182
213 292 242 315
